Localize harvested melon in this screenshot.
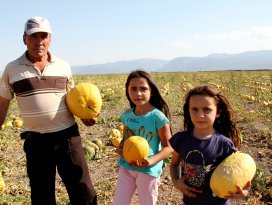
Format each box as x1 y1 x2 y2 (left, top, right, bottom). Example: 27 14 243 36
118 124 125 132
112 137 122 148
83 145 96 159
111 128 122 139
66 83 102 119
123 136 149 164
109 128 123 147
84 139 100 151
210 152 256 198
92 139 103 148
0 174 5 191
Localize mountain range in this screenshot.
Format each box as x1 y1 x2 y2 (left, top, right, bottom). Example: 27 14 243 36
1 50 271 77
72 50 272 75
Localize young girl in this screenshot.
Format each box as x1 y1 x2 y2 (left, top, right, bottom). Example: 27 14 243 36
113 70 173 205
169 85 251 205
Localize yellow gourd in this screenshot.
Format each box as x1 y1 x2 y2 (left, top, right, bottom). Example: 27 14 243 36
112 137 122 148
0 174 5 191
110 128 123 147
123 136 149 164
111 128 122 139
66 83 102 119
118 124 125 131
210 152 256 198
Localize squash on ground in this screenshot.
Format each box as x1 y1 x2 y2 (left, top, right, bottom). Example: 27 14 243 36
112 137 122 148
0 174 5 191
83 145 96 159
111 128 122 139
92 139 103 148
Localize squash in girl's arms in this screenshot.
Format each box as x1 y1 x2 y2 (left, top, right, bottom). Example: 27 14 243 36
66 83 102 119
210 152 256 198
123 136 149 164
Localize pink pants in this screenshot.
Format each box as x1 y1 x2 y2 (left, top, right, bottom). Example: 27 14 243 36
113 166 160 205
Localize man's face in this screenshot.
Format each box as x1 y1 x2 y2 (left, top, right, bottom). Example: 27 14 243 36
23 32 51 60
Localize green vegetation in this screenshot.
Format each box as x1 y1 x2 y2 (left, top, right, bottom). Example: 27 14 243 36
0 70 271 204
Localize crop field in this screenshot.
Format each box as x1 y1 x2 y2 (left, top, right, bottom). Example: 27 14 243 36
0 70 271 204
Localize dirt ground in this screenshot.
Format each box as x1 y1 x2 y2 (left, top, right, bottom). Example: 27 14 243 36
0 111 271 204
80 110 272 205
1 71 271 204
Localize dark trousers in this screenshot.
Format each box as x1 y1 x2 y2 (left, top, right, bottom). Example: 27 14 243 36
22 124 97 205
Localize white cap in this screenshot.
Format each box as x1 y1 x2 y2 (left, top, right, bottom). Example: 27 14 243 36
24 16 52 35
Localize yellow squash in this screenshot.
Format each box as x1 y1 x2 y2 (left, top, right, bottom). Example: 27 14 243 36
123 136 149 164
112 137 123 148
111 128 122 139
66 83 102 119
210 152 256 198
0 174 5 191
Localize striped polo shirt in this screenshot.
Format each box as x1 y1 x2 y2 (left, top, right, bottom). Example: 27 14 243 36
0 52 76 133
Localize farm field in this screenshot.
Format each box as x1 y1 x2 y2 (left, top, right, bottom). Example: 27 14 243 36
0 70 271 204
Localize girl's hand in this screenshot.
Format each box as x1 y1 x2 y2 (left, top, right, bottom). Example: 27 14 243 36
172 176 197 198
225 181 251 199
81 118 97 126
170 152 196 198
129 158 151 168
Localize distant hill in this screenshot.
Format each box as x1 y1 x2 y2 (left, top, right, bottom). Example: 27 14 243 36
72 58 168 75
71 50 272 75
159 50 272 72
2 50 271 77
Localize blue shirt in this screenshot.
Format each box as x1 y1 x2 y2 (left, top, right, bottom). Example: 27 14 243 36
170 131 237 205
118 108 170 177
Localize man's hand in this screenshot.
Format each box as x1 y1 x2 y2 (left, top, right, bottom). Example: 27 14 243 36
81 118 97 126
0 96 11 128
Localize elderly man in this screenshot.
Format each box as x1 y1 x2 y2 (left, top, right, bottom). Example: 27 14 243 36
0 16 97 205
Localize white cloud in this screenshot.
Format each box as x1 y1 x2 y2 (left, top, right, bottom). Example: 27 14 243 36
166 41 192 48
251 27 272 41
208 27 272 42
150 49 177 59
193 34 202 39
152 40 193 59
209 30 251 40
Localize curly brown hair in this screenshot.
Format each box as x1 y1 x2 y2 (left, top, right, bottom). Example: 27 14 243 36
183 85 241 148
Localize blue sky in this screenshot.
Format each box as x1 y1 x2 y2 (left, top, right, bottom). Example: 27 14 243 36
1 0 272 71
